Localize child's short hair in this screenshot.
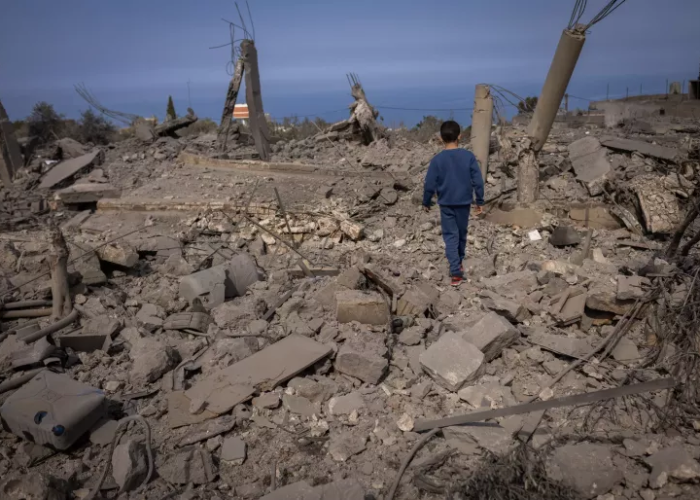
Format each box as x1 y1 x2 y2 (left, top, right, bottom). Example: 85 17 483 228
440 120 461 143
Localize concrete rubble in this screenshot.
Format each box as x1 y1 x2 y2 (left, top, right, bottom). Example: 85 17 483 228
1 94 699 500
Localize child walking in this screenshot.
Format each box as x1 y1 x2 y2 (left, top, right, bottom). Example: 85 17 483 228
422 120 485 286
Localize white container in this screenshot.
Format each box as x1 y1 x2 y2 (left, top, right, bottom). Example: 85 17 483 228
0 371 106 450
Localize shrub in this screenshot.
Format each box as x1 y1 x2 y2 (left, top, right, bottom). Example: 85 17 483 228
166 96 177 121
27 101 63 144
78 109 116 145
517 96 538 114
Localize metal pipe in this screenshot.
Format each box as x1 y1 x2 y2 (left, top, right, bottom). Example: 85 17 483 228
470 84 493 180
1 299 52 310
0 307 52 319
527 29 586 152
21 309 79 344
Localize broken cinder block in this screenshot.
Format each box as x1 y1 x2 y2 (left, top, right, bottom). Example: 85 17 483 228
462 312 520 362
335 290 388 325
419 332 484 391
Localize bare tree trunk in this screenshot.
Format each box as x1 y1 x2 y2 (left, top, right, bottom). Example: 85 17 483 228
48 226 72 320
242 40 271 162
218 58 245 151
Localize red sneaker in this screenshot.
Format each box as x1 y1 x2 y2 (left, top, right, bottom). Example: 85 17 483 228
451 276 463 287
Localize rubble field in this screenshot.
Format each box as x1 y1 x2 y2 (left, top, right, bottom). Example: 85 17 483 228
1 103 700 500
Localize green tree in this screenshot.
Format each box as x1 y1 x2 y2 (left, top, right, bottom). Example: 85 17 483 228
27 101 63 144
517 96 538 114
78 109 116 145
166 96 177 121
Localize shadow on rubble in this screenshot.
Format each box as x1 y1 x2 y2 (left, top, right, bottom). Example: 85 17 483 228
448 444 582 500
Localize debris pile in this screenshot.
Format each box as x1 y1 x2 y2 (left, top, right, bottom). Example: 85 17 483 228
2 95 700 500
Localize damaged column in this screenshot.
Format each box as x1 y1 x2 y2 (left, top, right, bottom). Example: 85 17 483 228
241 40 272 162
518 28 586 204
217 56 245 151
470 84 493 180
0 98 23 186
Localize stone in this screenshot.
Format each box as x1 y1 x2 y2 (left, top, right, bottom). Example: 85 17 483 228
568 137 611 196
645 446 700 485
329 430 367 462
529 330 593 358
458 383 515 409
586 285 635 315
335 334 388 385
549 225 582 247
398 326 424 346
547 443 623 498
221 437 246 464
420 332 484 391
611 337 640 364
328 392 365 416
340 220 364 241
112 440 148 492
481 271 538 296
289 377 338 403
130 337 180 385
259 481 314 500
380 187 399 205
159 254 195 276
179 254 260 305
336 290 388 325
283 394 317 417
591 248 609 264
54 137 87 159
462 312 520 362
0 473 64 500
335 266 364 290
542 359 566 376
480 290 531 323
247 319 268 336
163 311 211 332
135 304 164 332
617 275 651 301
250 393 279 412
96 243 138 268
411 380 432 399
396 282 439 317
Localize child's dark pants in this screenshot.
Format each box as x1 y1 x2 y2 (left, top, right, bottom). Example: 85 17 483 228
439 205 471 277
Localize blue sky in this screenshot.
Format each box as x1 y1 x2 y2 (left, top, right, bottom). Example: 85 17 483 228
1 0 698 126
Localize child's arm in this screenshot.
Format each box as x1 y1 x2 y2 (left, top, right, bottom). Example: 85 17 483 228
470 154 485 207
422 159 438 207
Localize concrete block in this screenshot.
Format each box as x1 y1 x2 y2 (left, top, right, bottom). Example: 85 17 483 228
335 290 388 325
480 290 531 323
396 282 438 316
419 332 484 391
334 330 388 384
335 266 364 290
96 243 138 268
462 312 519 362
179 253 259 306
38 150 104 189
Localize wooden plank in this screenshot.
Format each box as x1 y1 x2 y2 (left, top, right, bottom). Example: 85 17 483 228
183 335 332 416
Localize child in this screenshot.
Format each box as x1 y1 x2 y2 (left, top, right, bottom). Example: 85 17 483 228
422 120 484 286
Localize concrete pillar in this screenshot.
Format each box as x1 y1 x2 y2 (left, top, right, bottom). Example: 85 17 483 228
517 148 539 205
527 29 586 152
0 99 23 186
241 40 272 162
470 84 493 180
217 57 245 151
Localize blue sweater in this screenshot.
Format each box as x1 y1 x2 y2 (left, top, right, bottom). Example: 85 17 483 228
422 149 485 207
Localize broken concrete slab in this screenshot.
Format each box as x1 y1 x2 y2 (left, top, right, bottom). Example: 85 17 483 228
420 332 484 391
282 394 318 417
340 220 364 241
179 254 260 306
53 137 87 159
57 314 119 352
70 246 107 286
611 336 640 364
617 275 651 301
632 174 682 234
445 423 515 455
569 207 622 230
129 337 179 385
54 183 120 205
547 443 623 498
586 284 635 315
461 312 519 362
486 208 542 229
480 290 531 323
112 440 149 492
328 392 365 416
601 136 680 162
549 225 582 247
329 429 367 462
645 445 700 486
183 335 332 417
259 481 315 500
529 330 594 358
221 436 246 464
335 289 388 325
334 330 388 384
335 266 365 289
96 243 138 268
568 137 612 195
481 270 538 296
396 282 439 316
38 150 104 189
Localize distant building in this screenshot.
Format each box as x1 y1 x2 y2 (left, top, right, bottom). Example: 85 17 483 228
233 104 249 122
